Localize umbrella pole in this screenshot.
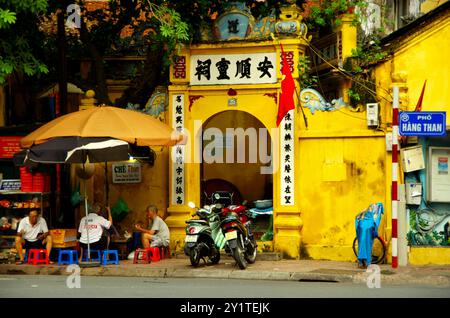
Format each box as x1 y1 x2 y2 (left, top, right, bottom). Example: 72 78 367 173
84 177 91 261
105 162 109 206
105 162 110 251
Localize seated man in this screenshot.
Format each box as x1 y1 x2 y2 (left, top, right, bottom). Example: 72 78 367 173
78 202 112 262
135 205 170 248
15 210 53 264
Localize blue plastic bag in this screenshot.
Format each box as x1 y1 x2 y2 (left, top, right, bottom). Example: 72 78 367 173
355 203 384 266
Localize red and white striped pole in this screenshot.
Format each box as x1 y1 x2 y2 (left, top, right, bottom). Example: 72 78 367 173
391 86 399 268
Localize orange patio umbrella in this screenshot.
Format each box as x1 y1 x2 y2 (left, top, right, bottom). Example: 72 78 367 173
20 106 184 148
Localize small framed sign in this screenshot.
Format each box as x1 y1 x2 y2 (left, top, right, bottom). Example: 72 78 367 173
228 98 237 107
0 179 21 191
112 163 142 184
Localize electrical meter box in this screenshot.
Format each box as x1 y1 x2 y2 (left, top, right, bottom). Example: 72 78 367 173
366 103 379 127
400 145 425 172
427 147 450 203
405 183 422 205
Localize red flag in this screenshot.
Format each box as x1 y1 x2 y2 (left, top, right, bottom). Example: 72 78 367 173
277 44 295 127
400 79 427 145
415 80 427 111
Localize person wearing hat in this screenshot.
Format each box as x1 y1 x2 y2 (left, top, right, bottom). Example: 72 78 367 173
78 202 112 262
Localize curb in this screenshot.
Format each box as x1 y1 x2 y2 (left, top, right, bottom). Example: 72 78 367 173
1 264 449 287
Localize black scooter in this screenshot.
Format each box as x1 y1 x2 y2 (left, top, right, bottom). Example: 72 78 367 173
184 202 226 266
212 191 257 270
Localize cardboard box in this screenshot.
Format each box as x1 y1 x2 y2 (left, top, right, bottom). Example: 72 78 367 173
53 241 78 248
50 229 77 244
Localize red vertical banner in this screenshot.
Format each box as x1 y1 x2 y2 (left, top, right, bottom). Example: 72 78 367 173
277 44 295 127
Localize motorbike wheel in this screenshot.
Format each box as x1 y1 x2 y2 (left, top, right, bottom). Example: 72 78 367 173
209 250 220 265
244 238 257 264
232 238 248 270
189 247 201 267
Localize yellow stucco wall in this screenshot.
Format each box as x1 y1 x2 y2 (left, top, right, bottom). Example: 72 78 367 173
409 247 450 265
297 107 388 261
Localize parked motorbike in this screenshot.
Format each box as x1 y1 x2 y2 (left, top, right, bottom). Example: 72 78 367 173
212 191 257 270
184 201 227 267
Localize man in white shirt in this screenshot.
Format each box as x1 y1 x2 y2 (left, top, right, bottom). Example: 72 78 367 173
135 205 170 248
78 202 112 262
15 210 53 264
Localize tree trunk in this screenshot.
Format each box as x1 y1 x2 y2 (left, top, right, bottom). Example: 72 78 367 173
89 44 112 105
57 10 68 116
79 19 111 105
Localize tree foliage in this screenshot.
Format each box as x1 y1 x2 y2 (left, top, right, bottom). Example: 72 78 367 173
0 0 49 84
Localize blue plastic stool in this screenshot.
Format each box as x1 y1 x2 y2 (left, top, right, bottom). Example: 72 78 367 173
58 250 79 266
82 249 101 262
102 250 119 265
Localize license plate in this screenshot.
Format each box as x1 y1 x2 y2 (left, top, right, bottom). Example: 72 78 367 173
185 235 198 243
225 231 237 241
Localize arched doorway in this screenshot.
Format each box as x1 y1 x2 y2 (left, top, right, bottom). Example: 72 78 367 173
200 110 274 242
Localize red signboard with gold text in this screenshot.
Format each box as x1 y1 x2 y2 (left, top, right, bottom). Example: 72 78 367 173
0 136 22 158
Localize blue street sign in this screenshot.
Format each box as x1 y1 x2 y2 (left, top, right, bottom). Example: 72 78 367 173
399 111 446 136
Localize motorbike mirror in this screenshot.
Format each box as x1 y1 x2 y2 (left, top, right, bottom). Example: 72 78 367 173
188 202 196 209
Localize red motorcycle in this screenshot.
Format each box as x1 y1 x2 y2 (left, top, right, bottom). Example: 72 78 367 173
211 191 257 270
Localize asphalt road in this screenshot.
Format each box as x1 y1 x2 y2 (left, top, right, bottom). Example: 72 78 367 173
0 275 449 298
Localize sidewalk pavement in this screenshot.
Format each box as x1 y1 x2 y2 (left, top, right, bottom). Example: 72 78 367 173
1 255 449 286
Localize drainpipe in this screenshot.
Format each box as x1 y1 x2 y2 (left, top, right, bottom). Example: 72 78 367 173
392 86 399 268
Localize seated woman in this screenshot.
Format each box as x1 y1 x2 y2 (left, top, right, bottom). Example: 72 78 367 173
78 202 112 262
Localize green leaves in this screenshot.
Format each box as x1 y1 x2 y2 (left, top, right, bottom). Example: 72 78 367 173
0 0 49 83
307 0 360 31
0 9 16 28
0 60 13 75
146 2 190 43
298 55 318 89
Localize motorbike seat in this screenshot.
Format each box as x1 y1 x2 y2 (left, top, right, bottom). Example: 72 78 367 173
185 220 208 224
229 205 246 213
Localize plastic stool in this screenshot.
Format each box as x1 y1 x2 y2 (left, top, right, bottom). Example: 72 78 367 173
82 249 101 262
133 248 151 264
102 250 119 265
146 247 161 262
28 249 49 265
159 246 171 259
58 250 79 266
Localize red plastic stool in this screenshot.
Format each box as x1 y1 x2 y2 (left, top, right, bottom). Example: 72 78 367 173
133 248 151 264
145 247 160 262
28 249 49 265
159 246 171 259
